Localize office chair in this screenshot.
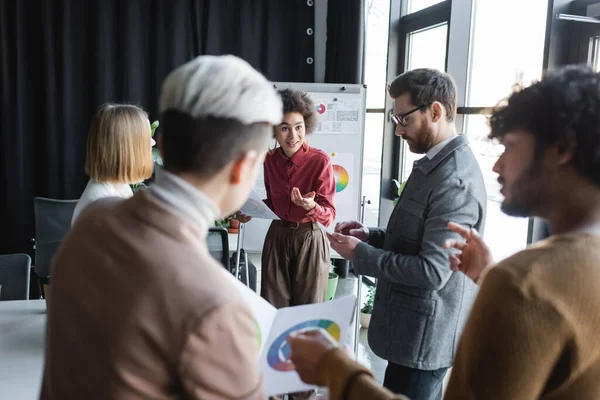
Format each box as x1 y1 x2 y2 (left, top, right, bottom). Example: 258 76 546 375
0 254 31 300
207 227 230 267
32 197 78 289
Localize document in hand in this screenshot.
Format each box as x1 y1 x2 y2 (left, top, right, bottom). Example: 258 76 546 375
240 189 279 219
226 272 357 396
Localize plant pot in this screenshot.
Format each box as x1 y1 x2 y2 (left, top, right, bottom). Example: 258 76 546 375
360 312 371 329
325 272 339 301
227 219 240 234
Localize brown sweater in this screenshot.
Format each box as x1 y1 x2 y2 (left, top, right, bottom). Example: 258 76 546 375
318 233 600 400
317 348 409 400
41 190 264 399
445 233 600 399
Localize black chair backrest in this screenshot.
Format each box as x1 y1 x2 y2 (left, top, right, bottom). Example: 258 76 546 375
0 253 32 300
207 227 229 267
33 197 79 279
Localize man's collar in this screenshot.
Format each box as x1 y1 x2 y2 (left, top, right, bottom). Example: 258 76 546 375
149 166 220 235
426 135 457 160
414 135 468 175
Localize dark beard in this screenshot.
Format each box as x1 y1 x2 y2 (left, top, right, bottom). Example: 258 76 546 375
501 160 543 217
408 124 435 154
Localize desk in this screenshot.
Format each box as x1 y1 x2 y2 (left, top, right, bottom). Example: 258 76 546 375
0 300 46 399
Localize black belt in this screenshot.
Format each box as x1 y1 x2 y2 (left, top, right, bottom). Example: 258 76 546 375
272 220 317 230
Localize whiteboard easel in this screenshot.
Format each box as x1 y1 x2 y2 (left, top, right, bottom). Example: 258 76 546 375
241 83 367 254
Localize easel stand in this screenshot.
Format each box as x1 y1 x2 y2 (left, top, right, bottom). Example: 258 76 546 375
233 222 250 287
354 195 370 359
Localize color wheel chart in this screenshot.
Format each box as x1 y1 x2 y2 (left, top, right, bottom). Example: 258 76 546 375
330 153 354 205
332 164 349 192
266 320 341 372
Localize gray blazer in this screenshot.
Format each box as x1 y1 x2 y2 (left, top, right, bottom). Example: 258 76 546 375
354 135 487 370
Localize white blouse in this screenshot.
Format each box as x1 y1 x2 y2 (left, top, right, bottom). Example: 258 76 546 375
72 179 134 225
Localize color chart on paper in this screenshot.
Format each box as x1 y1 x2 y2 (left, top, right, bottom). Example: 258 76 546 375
333 164 350 192
266 320 341 372
330 153 354 205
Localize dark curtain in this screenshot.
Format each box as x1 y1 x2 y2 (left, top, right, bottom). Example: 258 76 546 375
0 0 314 256
325 0 365 84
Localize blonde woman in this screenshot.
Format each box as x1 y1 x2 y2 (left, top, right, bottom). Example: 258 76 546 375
72 104 154 224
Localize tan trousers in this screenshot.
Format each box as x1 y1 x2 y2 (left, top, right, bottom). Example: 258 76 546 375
261 221 329 400
261 220 330 309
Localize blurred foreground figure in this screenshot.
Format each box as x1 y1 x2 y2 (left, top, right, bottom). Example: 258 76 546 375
41 55 282 400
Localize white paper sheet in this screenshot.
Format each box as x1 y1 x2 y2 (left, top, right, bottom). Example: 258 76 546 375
317 221 334 235
240 189 279 219
224 272 277 355
225 262 357 396
260 295 357 396
313 95 361 135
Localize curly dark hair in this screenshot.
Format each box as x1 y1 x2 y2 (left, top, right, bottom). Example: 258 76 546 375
489 65 600 187
278 89 317 133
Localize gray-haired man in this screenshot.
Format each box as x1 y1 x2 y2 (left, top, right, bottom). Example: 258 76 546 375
42 55 282 399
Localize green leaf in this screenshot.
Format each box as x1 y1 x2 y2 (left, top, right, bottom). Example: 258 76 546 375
392 179 407 207
152 148 163 166
130 182 148 193
151 120 159 137
213 219 229 228
397 180 407 197
360 286 376 314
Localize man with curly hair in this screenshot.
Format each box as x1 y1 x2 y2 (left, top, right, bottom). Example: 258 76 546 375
443 64 600 399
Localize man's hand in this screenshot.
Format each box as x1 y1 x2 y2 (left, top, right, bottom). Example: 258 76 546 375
291 187 317 211
326 232 361 260
335 220 369 242
288 328 339 385
443 222 493 284
236 211 252 223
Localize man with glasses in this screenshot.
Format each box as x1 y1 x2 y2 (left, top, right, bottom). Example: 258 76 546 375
327 68 487 400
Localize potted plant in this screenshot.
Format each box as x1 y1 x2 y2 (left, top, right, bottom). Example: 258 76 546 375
392 178 407 206
325 264 339 301
227 214 240 234
360 286 375 329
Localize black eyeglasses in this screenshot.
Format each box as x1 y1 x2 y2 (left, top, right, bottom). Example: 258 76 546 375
390 104 429 127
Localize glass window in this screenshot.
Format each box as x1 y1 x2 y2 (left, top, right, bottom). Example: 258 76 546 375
467 0 548 106
401 23 448 181
407 0 446 14
362 113 385 227
362 0 391 226
365 0 392 109
464 115 529 261
464 0 547 260
406 24 448 71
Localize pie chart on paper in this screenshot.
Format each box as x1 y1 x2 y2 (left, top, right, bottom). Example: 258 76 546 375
333 165 349 192
266 319 341 372
316 104 326 114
